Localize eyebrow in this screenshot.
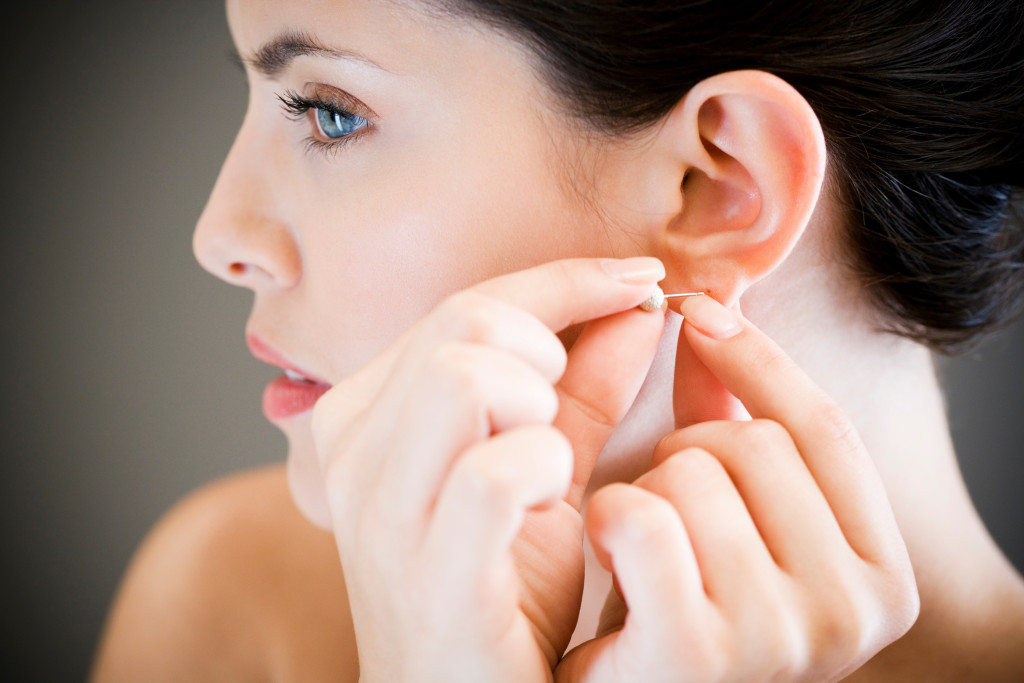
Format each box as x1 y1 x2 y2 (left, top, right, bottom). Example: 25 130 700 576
238 30 389 77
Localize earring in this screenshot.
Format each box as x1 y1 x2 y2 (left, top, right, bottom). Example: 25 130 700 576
638 285 704 312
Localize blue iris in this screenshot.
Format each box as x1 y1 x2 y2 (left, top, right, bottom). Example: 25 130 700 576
316 107 367 139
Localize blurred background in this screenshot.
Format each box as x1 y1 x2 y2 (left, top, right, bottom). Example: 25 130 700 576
2 2 1021 680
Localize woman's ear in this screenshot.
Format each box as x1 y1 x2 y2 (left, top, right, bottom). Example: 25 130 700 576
645 70 826 306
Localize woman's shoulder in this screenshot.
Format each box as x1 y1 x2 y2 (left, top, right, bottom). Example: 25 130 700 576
91 464 359 682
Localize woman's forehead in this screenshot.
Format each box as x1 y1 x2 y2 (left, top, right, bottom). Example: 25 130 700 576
226 0 514 81
225 0 569 150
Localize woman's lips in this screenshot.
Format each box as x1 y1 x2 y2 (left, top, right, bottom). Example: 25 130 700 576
247 333 332 422
262 373 331 421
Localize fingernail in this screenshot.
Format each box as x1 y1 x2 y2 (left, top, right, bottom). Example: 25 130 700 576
681 295 742 339
600 257 665 284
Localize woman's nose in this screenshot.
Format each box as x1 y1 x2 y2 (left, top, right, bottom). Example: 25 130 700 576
193 134 301 291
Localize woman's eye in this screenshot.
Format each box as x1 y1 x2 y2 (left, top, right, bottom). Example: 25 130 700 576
315 107 368 140
277 89 374 154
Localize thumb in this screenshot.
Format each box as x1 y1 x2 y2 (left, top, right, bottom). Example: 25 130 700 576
671 301 748 430
558 306 665 510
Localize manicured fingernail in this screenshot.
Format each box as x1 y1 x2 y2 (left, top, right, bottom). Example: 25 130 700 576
680 295 742 339
600 257 665 284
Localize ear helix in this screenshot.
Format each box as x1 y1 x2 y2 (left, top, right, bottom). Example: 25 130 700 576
638 285 705 312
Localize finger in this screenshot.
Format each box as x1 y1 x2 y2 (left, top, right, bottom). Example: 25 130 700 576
424 425 573 599
472 256 666 333
315 256 662 474
673 314 749 429
381 343 560 520
315 268 577 436
422 291 570 384
678 294 902 563
557 307 666 510
364 292 568 433
634 447 778 609
325 254 660 450
655 420 850 572
585 483 706 638
315 291 569 476
315 256 661 447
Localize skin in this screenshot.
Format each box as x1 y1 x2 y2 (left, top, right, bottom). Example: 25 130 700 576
92 0 1024 681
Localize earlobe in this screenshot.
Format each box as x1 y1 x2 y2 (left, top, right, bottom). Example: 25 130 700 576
649 70 827 306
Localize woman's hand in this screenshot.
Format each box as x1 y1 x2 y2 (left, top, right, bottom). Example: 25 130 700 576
310 257 668 683
556 295 920 682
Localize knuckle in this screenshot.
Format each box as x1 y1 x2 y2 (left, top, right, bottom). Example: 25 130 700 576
544 258 575 296
432 343 485 397
893 586 922 638
658 447 728 492
560 386 618 429
770 615 811 677
739 418 794 453
653 430 687 463
875 561 921 637
813 400 864 458
743 591 812 677
617 494 680 546
686 621 731 679
429 345 491 439
751 342 792 379
670 637 728 681
437 290 499 343
585 481 630 516
812 590 865 669
454 452 518 509
810 563 918 672
897 570 922 626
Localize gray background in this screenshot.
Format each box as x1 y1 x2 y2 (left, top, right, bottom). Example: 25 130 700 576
2 2 1021 681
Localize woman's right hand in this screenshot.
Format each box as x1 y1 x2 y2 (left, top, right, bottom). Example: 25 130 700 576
555 295 919 682
310 257 668 682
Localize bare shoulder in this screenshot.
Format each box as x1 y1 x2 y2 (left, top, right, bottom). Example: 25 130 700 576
91 464 358 683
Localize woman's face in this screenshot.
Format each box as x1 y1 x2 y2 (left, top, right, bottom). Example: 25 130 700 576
195 0 653 522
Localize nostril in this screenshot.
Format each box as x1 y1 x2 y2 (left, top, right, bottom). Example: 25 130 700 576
228 262 247 277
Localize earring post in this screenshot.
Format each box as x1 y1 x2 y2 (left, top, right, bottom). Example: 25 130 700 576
638 287 705 312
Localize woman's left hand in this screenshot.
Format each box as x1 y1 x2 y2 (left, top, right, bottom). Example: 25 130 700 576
556 295 920 682
310 258 669 681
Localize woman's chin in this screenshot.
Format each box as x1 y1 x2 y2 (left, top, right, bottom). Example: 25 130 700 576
282 423 334 530
287 451 333 530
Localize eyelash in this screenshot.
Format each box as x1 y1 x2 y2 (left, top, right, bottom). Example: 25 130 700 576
277 89 370 157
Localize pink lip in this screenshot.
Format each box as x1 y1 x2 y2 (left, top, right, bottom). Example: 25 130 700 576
247 333 331 421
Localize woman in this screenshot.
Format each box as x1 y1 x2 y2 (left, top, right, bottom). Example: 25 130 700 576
93 0 1024 680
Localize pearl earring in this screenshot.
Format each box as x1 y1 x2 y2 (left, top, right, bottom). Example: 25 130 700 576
638 285 705 312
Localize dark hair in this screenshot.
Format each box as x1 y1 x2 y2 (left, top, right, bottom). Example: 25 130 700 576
440 0 1024 352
